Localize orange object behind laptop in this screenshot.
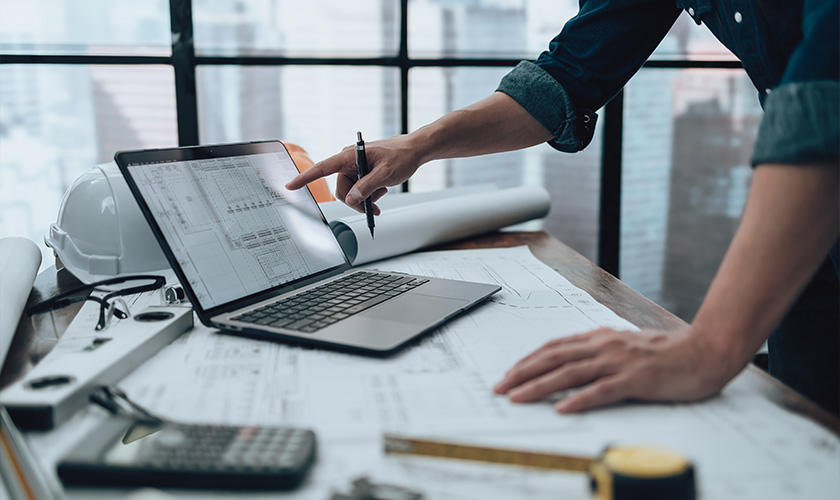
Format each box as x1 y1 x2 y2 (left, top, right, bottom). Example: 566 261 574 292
284 143 335 203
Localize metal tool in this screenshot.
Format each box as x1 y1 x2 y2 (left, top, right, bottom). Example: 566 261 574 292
0 305 192 430
331 476 424 500
384 434 695 500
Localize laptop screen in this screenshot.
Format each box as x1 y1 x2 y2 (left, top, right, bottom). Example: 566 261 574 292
127 149 347 309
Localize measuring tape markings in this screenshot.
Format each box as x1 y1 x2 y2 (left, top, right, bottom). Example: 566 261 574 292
383 434 695 500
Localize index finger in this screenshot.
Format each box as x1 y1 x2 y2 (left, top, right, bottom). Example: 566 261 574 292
285 148 354 190
494 343 597 395
507 329 605 373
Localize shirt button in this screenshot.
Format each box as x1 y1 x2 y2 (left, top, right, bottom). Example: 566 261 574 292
688 7 695 16
734 11 743 23
765 88 772 95
582 114 591 124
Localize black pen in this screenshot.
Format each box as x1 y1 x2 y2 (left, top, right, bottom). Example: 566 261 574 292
354 131 376 238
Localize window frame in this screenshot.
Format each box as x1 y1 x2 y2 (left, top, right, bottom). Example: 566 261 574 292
0 0 743 276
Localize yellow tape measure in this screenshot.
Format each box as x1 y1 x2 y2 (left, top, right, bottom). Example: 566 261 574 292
384 434 695 500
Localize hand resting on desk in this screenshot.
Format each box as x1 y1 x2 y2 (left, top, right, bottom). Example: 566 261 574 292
497 163 840 414
493 326 728 413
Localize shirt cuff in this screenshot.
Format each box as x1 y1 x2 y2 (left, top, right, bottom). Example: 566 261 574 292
496 61 597 153
752 81 839 166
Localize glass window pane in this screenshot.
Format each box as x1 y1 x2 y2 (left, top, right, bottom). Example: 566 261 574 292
0 65 178 269
620 69 762 320
650 13 736 61
194 0 399 57
197 65 400 192
408 0 733 61
0 0 171 55
409 67 602 261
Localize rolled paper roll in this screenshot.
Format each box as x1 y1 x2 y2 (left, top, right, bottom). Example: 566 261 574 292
325 186 551 265
0 237 42 368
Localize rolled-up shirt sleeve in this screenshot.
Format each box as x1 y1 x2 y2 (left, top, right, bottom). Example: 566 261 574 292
497 61 591 153
496 0 680 152
751 0 839 166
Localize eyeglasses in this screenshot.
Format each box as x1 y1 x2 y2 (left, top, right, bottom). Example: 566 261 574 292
90 385 164 425
26 275 166 331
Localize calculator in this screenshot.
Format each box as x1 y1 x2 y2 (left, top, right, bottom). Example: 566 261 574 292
57 416 317 490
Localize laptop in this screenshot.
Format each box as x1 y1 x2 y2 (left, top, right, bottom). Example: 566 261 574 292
115 140 500 355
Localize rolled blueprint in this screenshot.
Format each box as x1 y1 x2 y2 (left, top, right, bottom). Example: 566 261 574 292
326 185 550 265
0 237 42 368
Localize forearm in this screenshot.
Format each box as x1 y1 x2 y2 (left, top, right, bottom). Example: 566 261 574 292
411 92 553 164
693 162 839 384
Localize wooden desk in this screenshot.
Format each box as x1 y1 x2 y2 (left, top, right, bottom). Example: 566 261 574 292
4 231 839 439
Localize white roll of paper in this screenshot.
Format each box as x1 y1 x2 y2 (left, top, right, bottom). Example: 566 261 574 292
326 186 551 265
0 237 42 368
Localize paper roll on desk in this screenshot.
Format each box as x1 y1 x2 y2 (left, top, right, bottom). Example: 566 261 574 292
321 186 551 265
0 238 42 369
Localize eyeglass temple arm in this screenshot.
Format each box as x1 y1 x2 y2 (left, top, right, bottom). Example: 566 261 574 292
89 386 165 424
26 275 166 317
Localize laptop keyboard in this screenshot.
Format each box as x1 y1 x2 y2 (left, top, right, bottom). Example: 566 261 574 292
231 272 429 333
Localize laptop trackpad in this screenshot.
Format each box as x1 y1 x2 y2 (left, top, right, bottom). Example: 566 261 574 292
363 293 468 325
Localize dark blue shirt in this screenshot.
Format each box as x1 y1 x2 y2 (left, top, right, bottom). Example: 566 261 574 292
496 0 839 166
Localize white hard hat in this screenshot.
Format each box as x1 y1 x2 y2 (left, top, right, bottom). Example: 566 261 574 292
45 162 171 284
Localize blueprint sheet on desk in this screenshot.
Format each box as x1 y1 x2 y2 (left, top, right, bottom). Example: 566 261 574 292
35 246 839 500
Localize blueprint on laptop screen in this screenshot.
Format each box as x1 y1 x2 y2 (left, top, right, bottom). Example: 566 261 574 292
128 152 346 309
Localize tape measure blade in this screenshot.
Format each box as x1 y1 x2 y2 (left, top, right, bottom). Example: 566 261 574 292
383 434 593 472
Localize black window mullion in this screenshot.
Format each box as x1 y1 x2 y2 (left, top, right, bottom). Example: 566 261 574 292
0 54 170 64
400 0 410 192
169 0 199 146
599 90 624 277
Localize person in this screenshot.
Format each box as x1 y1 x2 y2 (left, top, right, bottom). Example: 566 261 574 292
287 0 839 415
